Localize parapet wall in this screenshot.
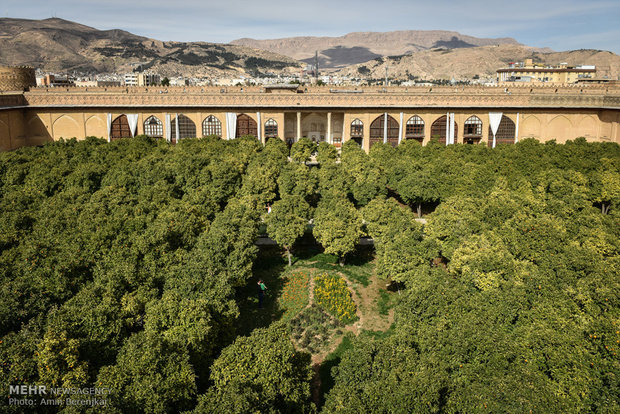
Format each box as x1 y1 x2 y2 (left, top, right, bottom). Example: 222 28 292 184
20 84 620 110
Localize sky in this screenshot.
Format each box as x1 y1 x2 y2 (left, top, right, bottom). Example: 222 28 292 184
3 0 620 53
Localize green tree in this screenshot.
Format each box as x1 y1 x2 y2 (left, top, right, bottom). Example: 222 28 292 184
262 137 289 166
265 195 311 266
97 332 197 413
313 195 363 266
316 141 338 164
394 160 440 217
592 165 620 215
239 159 280 206
203 323 313 413
277 162 317 199
198 197 259 287
290 137 317 164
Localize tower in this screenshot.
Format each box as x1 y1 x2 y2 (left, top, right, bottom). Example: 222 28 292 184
314 51 319 81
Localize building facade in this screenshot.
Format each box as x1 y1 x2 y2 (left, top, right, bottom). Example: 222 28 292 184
497 59 597 84
1 84 619 152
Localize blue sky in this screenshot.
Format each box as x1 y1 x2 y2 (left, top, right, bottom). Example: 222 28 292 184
3 0 619 53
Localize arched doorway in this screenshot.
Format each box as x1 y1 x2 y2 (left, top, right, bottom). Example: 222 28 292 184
264 119 278 142
463 115 483 144
430 115 458 145
405 115 424 143
110 115 132 141
488 116 516 147
370 114 399 148
170 114 196 143
350 119 363 146
143 116 163 139
202 115 222 138
236 114 257 137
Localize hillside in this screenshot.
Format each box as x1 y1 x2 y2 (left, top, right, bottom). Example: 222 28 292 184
333 44 620 81
232 30 524 68
0 18 302 77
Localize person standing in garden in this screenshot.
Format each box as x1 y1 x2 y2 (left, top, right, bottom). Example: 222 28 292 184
258 279 267 308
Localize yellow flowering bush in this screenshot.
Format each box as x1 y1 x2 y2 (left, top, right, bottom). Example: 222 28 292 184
314 273 357 324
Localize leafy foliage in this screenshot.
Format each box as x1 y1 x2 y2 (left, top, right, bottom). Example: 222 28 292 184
265 195 311 265
313 195 363 265
1 135 619 413
203 323 313 413
290 137 317 164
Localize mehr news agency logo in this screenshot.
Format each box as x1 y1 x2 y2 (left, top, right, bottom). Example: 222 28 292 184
8 384 111 407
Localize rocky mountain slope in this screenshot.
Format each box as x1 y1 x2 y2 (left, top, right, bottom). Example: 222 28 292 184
333 44 620 81
0 18 302 77
232 31 525 68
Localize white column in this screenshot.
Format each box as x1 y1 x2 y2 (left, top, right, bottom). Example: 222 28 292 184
106 113 112 142
165 113 171 142
515 113 520 143
256 112 262 142
398 112 404 144
297 111 301 141
450 113 455 144
327 112 332 144
445 112 449 145
383 112 388 144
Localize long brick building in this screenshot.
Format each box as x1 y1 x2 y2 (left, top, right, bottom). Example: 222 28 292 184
1 69 619 152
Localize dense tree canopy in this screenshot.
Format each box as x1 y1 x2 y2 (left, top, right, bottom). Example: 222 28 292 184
1 135 619 413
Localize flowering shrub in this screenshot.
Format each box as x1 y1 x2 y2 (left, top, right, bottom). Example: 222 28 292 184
278 271 310 321
314 273 357 324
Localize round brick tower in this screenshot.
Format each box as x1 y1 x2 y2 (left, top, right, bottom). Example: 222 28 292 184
0 66 36 91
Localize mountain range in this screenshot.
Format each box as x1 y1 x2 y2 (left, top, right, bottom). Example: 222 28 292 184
0 18 301 77
1 17 618 81
232 31 529 68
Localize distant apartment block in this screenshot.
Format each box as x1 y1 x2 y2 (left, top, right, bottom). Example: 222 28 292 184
39 74 76 87
124 72 161 86
497 59 596 84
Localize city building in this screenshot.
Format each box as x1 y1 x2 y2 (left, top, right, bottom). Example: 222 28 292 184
497 59 596 84
124 72 162 87
39 74 76 87
124 73 138 86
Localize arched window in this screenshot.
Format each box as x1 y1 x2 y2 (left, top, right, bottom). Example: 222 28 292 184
488 115 516 147
143 116 163 138
171 114 196 142
264 119 278 139
464 116 483 143
111 115 131 140
350 119 363 146
202 115 222 138
236 113 257 137
370 114 399 148
430 115 458 145
405 115 424 142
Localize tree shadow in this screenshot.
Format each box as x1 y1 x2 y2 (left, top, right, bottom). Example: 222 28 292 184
235 246 287 336
346 245 375 266
317 334 354 409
